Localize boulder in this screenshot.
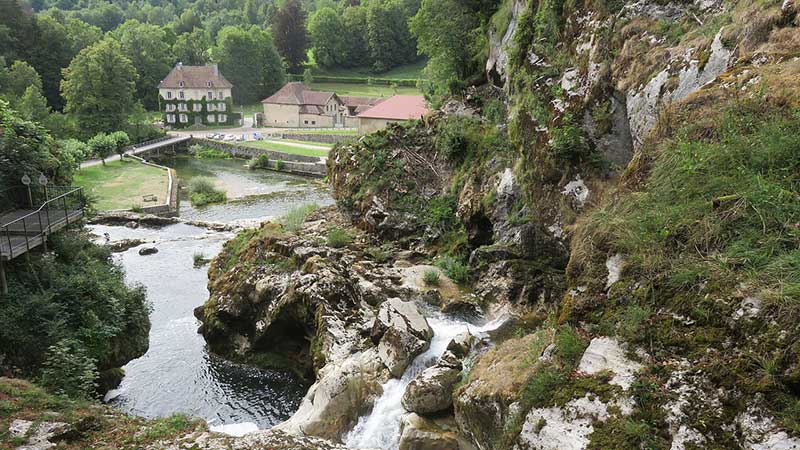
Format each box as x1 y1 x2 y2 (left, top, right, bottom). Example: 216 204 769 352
274 348 390 441
138 247 158 256
371 298 433 377
402 364 462 415
399 413 460 450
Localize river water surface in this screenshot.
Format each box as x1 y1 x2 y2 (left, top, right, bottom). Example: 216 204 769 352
93 157 332 431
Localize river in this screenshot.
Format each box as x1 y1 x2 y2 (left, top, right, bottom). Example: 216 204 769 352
93 157 332 432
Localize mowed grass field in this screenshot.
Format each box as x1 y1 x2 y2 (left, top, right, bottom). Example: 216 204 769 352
73 159 169 210
239 140 331 158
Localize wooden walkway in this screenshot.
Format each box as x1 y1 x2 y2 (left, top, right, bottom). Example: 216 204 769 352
80 135 191 169
0 187 85 293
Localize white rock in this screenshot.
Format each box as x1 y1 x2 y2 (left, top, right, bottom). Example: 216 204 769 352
514 395 609 450
497 168 516 196
737 406 800 450
561 175 590 208
209 422 259 437
9 419 33 438
732 296 761 321
578 337 643 390
605 254 623 288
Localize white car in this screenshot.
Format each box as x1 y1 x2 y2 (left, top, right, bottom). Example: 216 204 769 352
224 134 236 142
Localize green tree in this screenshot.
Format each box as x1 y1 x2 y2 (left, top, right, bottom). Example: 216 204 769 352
87 132 115 165
173 8 203 35
410 0 480 94
16 86 51 124
341 6 370 68
61 38 138 137
58 138 90 169
28 15 74 109
65 18 103 57
113 20 174 110
173 28 211 65
109 130 130 158
271 0 308 73
366 0 417 72
0 60 42 102
308 7 345 68
213 26 285 104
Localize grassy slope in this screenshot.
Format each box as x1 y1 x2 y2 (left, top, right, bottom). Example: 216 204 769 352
0 378 201 450
239 140 330 158
73 159 169 211
310 59 427 79
306 82 421 97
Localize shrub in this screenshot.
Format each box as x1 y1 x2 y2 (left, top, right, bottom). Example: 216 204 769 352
555 326 586 365
484 97 508 124
109 130 130 157
436 255 469 284
188 176 226 206
87 133 115 165
550 120 591 164
326 227 353 248
423 269 440 286
40 339 98 399
193 146 231 159
193 252 211 268
275 159 285 170
281 203 320 231
249 153 271 169
365 245 393 263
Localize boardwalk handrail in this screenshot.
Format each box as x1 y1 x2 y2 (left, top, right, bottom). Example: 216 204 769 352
1 187 84 260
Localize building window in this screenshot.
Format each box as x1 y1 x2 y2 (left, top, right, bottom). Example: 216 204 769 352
179 114 188 123
304 120 308 124
166 104 175 112
193 103 202 112
178 103 188 112
218 91 224 99
217 103 226 112
312 121 316 125
207 81 212 87
218 114 226 123
166 114 175 123
207 103 215 112
207 115 216 123
179 81 185 87
207 91 212 99
166 91 172 99
179 91 184 99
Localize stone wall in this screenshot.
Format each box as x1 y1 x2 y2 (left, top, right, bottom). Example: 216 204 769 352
263 132 357 144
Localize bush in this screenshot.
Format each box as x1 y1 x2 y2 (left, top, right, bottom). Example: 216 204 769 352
193 145 231 159
193 252 211 268
435 255 469 284
281 203 320 231
275 159 285 170
326 227 353 248
423 269 440 285
188 176 227 207
87 132 116 164
108 131 130 157
40 339 98 399
249 153 271 169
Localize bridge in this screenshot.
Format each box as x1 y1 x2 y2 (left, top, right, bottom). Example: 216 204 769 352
0 186 85 294
80 135 191 168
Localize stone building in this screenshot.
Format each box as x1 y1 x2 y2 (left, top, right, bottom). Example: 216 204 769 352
261 82 382 128
158 63 235 128
356 95 429 133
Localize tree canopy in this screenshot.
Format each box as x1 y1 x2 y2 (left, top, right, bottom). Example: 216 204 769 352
212 25 285 104
271 0 308 74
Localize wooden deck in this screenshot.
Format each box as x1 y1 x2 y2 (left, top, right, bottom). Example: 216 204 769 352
0 208 83 261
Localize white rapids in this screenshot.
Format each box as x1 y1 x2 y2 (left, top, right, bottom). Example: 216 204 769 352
344 311 506 449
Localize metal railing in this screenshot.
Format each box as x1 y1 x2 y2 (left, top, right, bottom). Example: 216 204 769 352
0 186 85 259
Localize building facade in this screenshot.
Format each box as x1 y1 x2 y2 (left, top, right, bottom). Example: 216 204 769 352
261 82 382 128
158 63 237 128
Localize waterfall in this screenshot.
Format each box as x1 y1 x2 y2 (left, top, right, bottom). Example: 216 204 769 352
344 312 506 450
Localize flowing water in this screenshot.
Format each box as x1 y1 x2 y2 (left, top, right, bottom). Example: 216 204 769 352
344 311 507 450
94 157 333 431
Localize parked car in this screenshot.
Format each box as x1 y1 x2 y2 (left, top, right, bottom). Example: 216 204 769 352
253 132 264 140
224 134 237 142
235 135 245 142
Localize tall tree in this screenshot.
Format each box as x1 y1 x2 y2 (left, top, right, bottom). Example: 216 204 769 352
65 18 102 55
366 0 417 72
308 7 345 68
28 15 74 110
410 0 480 93
0 60 42 102
173 28 211 65
16 85 51 123
61 38 138 137
271 0 308 73
341 6 370 68
113 20 173 110
212 25 284 104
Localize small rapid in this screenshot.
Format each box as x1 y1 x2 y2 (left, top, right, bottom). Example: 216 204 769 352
344 311 506 450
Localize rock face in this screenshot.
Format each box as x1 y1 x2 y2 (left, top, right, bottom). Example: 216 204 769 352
399 413 460 450
371 297 433 377
577 337 642 390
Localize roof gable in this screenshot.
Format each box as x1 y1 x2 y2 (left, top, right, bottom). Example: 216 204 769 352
261 82 338 106
159 64 233 89
357 95 428 121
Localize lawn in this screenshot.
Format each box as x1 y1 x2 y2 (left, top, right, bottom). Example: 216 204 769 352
239 140 330 158
310 59 427 80
307 82 421 97
262 128 359 135
73 159 169 211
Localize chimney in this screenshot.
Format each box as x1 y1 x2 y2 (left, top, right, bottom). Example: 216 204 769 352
177 62 183 70
211 64 219 77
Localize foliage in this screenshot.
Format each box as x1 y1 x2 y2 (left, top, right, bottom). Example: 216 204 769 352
213 25 285 104
192 145 231 159
188 176 227 206
0 101 72 189
61 38 138 137
326 226 353 248
549 118 592 165
422 269 440 286
365 0 418 73
435 255 469 284
249 153 272 169
193 252 211 268
40 338 98 399
308 8 346 68
108 130 130 156
281 203 320 231
0 232 150 392
173 27 211 65
112 20 173 110
410 0 482 94
271 0 308 74
87 132 116 165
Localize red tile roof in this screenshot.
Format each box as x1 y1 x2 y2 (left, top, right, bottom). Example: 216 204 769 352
159 64 232 89
262 82 335 106
356 95 428 120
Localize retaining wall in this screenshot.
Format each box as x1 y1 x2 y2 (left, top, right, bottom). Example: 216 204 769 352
263 132 357 144
119 155 178 216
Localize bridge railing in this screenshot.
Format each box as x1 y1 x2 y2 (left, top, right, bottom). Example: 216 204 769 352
0 187 85 258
